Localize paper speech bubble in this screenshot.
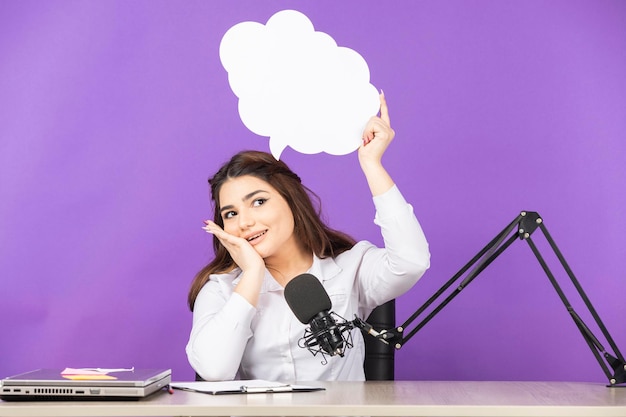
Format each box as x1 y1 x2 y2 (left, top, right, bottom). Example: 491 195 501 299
219 10 380 160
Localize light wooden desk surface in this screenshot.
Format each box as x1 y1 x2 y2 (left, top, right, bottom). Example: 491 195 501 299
1 380 626 417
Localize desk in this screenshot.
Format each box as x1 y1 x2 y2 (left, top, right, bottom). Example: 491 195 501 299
1 380 626 417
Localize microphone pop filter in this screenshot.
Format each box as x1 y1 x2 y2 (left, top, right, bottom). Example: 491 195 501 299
284 273 332 324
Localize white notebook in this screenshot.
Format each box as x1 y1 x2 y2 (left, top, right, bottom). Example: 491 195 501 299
170 379 324 395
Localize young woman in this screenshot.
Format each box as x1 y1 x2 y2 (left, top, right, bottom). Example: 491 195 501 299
186 94 430 381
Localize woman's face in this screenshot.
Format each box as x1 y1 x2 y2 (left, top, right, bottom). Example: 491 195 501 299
218 175 298 260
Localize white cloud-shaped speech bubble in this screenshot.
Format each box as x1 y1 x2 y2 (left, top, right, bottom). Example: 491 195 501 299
219 10 380 160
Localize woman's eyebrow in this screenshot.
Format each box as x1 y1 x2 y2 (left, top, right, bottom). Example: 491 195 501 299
220 189 269 213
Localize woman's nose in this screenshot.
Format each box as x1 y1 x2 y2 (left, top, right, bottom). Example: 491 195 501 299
238 210 255 229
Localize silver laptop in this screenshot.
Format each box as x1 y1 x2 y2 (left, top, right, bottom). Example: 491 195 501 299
0 368 171 401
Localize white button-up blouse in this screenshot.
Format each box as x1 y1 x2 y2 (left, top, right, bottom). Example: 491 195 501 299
186 185 430 381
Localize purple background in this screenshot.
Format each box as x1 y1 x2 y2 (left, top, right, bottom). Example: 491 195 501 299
1 0 625 383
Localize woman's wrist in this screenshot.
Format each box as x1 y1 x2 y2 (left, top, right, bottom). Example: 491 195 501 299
234 266 265 306
361 162 394 197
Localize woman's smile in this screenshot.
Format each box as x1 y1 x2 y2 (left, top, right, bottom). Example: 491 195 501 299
244 230 268 245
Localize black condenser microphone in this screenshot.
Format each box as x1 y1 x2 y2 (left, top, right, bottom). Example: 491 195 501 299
284 274 354 361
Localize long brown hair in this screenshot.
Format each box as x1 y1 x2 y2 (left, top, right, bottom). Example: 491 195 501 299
188 150 356 310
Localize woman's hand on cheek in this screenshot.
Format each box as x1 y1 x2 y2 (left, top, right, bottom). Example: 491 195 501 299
203 220 265 273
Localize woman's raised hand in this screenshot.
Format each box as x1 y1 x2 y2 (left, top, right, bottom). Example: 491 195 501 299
358 91 395 166
358 91 396 196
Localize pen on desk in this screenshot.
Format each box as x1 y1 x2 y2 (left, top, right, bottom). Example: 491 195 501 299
241 385 293 393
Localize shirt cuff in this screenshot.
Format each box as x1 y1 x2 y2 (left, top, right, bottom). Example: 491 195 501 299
223 292 257 328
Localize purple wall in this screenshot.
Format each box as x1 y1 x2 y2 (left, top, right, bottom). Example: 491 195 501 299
1 0 625 383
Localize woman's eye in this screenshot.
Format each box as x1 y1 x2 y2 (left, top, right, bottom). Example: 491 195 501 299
223 211 236 219
253 198 267 207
